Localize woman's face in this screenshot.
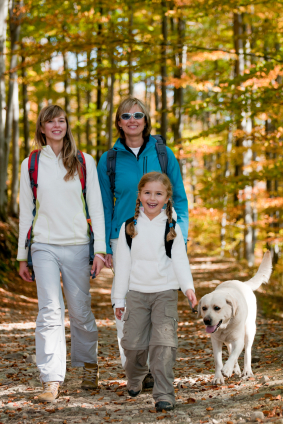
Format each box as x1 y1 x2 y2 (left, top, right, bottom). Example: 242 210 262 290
41 114 67 144
118 105 146 140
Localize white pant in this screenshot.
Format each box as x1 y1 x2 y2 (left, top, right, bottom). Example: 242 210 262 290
31 243 98 382
110 239 126 368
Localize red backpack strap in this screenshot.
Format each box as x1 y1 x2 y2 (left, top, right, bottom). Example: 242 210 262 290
28 150 41 203
77 150 86 196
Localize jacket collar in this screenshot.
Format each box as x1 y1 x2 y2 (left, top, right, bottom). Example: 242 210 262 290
113 135 155 158
41 145 61 159
139 208 167 223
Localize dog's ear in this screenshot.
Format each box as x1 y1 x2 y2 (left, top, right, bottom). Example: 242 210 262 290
226 296 238 317
197 298 202 317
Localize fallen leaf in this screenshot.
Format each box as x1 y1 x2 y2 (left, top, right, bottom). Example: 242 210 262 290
206 407 213 411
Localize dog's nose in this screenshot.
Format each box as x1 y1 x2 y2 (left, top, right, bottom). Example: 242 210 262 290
204 317 212 325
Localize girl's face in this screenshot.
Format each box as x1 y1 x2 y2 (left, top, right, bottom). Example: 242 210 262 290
118 105 145 140
138 181 169 220
41 114 67 144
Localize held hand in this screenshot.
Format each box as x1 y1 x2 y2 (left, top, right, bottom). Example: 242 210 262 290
185 289 197 309
91 255 105 277
115 307 125 320
105 254 113 268
19 261 33 282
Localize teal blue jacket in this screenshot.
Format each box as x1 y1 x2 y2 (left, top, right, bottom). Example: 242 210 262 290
97 135 188 254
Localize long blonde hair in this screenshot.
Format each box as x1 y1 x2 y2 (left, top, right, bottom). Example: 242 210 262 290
126 172 177 241
35 105 80 181
115 96 152 139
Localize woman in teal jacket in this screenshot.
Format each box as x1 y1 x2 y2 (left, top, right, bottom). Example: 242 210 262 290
97 97 188 378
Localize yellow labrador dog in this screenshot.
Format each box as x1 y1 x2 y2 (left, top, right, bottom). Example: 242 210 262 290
198 252 272 384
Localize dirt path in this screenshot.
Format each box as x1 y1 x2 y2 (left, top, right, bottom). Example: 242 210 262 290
0 257 283 424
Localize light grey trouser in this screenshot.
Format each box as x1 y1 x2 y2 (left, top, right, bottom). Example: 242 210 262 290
31 243 98 383
110 238 127 368
121 290 178 405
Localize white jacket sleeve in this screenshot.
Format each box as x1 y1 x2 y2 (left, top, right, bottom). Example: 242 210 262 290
17 158 34 261
113 223 132 307
171 224 195 295
85 154 106 254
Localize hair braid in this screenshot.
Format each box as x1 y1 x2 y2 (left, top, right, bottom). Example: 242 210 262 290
126 197 140 238
166 199 177 241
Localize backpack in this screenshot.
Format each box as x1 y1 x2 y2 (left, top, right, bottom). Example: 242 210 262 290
25 150 94 280
106 135 168 195
124 216 176 258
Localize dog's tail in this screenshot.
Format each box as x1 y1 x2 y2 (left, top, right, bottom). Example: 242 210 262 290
245 251 272 291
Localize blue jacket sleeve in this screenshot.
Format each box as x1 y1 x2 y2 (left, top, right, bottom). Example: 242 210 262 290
166 147 189 243
97 153 114 255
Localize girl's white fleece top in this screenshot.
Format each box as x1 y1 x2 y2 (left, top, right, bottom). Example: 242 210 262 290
17 146 106 260
114 209 194 308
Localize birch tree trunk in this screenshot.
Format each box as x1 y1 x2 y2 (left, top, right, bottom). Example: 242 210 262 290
160 0 167 139
9 77 19 216
107 51 115 150
1 0 20 220
0 0 9 220
22 51 29 157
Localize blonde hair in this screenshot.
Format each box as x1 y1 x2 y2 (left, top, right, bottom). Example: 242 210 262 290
35 105 80 181
115 96 152 139
126 172 177 241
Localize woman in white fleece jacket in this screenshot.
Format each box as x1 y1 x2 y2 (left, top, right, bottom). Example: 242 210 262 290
17 105 106 402
114 172 197 412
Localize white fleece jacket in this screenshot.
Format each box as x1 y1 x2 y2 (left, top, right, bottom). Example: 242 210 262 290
114 209 195 307
17 146 106 260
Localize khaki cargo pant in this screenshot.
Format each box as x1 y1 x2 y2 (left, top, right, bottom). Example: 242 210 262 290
121 290 178 405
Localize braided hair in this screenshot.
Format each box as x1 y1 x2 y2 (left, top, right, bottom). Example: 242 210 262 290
126 171 177 241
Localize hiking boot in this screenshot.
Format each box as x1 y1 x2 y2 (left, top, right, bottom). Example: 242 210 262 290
143 371 154 389
155 401 175 412
81 362 99 390
37 381 60 402
128 388 141 397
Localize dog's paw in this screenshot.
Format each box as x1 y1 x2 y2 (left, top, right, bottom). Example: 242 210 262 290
242 368 253 378
212 373 225 385
222 363 234 378
233 363 241 376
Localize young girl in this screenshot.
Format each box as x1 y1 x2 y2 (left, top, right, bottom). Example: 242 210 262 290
17 105 106 402
115 172 197 411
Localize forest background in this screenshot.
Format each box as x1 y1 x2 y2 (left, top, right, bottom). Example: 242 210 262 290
0 0 283 290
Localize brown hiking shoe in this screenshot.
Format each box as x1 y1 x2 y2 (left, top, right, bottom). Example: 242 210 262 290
81 362 99 390
37 381 60 402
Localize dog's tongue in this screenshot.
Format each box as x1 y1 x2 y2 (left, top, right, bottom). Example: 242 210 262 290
205 325 218 333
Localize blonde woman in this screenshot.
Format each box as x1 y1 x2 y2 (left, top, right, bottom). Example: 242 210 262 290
97 97 188 387
17 105 106 402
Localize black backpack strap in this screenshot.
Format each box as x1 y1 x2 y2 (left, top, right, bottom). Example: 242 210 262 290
106 149 117 195
125 216 135 249
165 219 176 258
153 135 168 174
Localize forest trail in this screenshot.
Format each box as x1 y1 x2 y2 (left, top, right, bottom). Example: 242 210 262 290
0 257 283 424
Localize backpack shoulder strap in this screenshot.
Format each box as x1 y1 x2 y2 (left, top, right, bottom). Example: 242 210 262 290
77 150 87 195
28 150 41 205
106 148 117 195
153 135 168 174
164 218 176 258
125 216 135 250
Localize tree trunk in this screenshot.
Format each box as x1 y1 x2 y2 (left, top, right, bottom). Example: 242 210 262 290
22 50 29 157
63 51 70 115
9 77 19 216
160 0 167 139
1 0 21 220
107 51 115 150
76 53 81 149
96 8 103 163
128 4 133 95
173 18 185 145
0 0 9 219
85 51 91 152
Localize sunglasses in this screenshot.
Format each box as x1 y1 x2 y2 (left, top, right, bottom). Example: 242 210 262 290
120 112 145 120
